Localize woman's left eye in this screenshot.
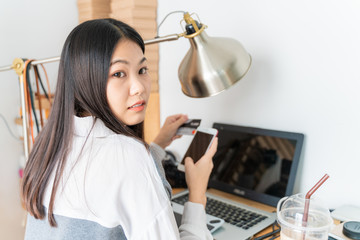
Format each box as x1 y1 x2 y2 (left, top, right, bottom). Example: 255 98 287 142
139 67 148 74
113 72 126 78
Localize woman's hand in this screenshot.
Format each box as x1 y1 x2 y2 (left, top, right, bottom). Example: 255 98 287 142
153 114 188 149
185 138 218 208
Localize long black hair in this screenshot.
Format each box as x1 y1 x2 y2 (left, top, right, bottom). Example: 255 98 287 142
21 19 146 226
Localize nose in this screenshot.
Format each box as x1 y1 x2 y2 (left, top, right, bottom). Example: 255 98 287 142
129 75 145 96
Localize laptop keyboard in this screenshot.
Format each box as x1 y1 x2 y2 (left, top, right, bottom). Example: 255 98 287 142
172 193 268 230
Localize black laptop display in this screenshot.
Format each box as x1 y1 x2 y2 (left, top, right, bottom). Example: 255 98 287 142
210 123 304 207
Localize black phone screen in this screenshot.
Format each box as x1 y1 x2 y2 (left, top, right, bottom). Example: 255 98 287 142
181 131 214 164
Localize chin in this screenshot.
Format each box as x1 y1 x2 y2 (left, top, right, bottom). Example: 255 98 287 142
124 116 145 126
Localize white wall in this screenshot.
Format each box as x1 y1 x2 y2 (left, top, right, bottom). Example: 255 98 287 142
0 1 78 239
157 0 360 208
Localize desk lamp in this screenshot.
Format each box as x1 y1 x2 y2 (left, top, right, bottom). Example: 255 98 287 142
145 12 252 98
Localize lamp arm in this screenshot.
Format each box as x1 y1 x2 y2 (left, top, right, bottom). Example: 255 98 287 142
144 33 183 45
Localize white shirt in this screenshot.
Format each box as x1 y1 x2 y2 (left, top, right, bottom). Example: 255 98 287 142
25 116 212 240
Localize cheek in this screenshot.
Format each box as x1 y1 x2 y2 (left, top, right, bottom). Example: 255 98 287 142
106 80 126 111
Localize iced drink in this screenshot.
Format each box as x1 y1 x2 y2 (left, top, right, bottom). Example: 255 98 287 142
277 194 333 240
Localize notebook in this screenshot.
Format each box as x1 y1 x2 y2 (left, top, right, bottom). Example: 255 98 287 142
172 122 304 239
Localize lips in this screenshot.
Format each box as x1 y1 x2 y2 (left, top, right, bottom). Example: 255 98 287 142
128 100 146 111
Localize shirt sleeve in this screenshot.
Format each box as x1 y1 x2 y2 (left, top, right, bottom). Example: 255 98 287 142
150 143 213 240
179 202 213 240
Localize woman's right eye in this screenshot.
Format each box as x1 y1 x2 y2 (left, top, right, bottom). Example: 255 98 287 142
113 72 126 78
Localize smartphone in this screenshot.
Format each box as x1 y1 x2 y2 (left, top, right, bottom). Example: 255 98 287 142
177 127 218 172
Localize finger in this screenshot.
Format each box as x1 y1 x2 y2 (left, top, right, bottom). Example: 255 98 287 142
172 135 182 141
206 137 218 157
168 114 183 122
184 157 194 168
174 114 189 128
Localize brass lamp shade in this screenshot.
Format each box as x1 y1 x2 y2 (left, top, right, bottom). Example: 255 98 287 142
178 31 252 98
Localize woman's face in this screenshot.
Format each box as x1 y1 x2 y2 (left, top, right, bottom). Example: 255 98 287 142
107 40 151 126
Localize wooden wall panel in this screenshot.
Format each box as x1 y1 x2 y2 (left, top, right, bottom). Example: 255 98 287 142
144 92 160 143
77 0 111 23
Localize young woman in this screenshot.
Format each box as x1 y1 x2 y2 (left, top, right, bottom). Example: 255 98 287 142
21 18 217 240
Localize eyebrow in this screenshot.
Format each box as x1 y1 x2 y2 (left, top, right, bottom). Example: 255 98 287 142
110 57 147 66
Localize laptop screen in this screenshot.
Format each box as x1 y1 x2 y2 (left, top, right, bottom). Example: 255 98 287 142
209 123 304 207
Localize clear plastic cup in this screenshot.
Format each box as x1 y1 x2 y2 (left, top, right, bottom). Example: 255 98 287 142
277 193 333 240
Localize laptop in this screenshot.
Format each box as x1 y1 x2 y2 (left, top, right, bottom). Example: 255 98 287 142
172 122 304 239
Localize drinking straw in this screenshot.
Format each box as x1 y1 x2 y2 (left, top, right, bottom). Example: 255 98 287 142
302 174 330 226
